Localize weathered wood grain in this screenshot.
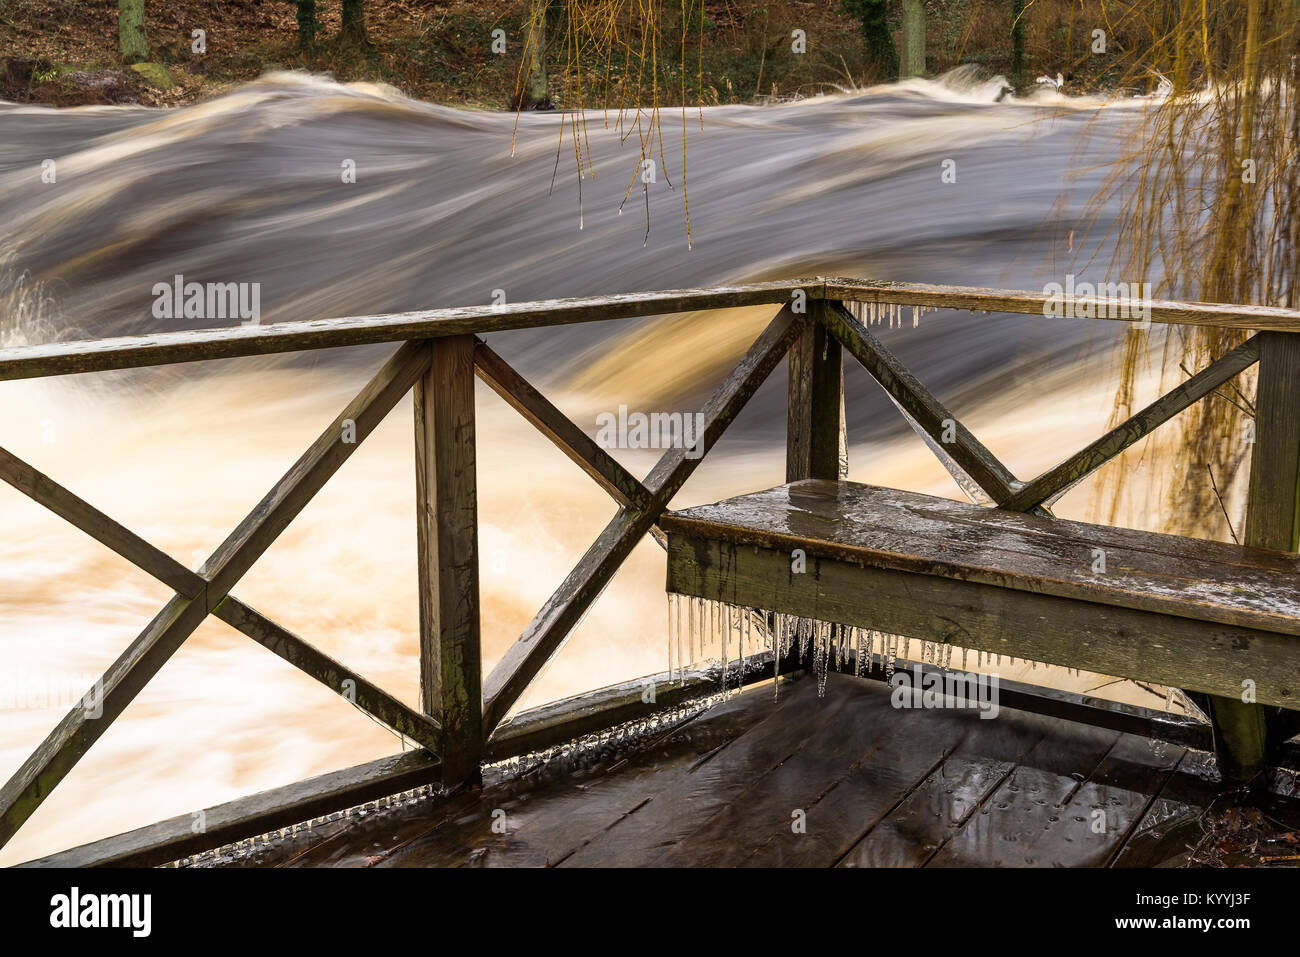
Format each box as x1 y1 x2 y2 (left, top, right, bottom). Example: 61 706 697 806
558 678 859 867
835 709 1049 867
0 281 824 382
925 722 1123 866
665 503 1300 707
824 277 1300 332
4 277 1298 384
659 676 966 867
18 750 442 868
1211 329 1300 782
786 302 844 482
415 336 483 785
663 480 1300 635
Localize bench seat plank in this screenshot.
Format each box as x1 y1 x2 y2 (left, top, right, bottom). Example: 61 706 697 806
661 480 1300 708
661 479 1300 637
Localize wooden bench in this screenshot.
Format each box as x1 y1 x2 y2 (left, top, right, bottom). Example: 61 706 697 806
661 479 1300 710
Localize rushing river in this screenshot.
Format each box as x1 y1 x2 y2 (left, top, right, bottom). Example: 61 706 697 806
0 68 1173 863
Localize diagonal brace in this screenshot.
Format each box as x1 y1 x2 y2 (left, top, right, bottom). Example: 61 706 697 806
479 305 804 734
0 341 432 849
820 300 1022 506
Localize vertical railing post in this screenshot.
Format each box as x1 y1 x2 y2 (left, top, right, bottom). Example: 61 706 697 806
414 335 483 787
1206 330 1300 784
787 300 845 482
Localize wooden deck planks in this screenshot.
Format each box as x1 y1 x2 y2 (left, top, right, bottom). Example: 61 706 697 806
377 686 783 867
835 709 1053 867
557 677 863 867
651 674 949 867
213 678 1268 868
924 724 1184 867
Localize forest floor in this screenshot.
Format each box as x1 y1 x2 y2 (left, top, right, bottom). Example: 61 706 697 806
1 0 1151 109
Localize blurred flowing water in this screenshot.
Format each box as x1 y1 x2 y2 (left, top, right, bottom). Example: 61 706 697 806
0 69 1167 862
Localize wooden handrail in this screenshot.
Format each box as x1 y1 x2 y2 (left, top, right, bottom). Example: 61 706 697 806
4 277 1300 383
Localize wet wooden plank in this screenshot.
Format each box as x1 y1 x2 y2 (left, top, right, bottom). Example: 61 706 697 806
0 281 823 382
926 721 1123 866
912 732 1183 869
557 677 861 867
281 786 485 867
1109 750 1219 867
20 750 441 868
650 675 939 866
732 697 1024 867
822 278 1300 332
668 532 1300 707
365 683 789 868
663 480 1300 635
836 710 1051 867
415 335 482 784
786 304 843 482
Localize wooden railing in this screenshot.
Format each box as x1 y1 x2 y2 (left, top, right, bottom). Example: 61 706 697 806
3 277 1299 863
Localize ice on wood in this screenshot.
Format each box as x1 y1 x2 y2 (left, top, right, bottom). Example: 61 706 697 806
845 300 937 328
666 594 1203 718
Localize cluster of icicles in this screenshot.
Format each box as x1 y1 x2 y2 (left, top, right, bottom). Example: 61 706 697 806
845 300 939 329
668 594 1010 699
667 595 1199 718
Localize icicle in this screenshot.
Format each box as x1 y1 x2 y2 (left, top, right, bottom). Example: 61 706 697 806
720 603 730 690
678 596 687 681
739 607 748 680
815 621 830 697
667 593 675 679
773 614 782 700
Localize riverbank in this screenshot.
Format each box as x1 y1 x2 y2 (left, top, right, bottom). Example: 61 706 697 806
2 0 1156 109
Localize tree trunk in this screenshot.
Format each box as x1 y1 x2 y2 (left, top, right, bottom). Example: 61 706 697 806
900 0 926 78
118 0 148 64
340 0 366 44
859 1 898 81
296 0 318 47
1011 0 1026 87
526 3 548 107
